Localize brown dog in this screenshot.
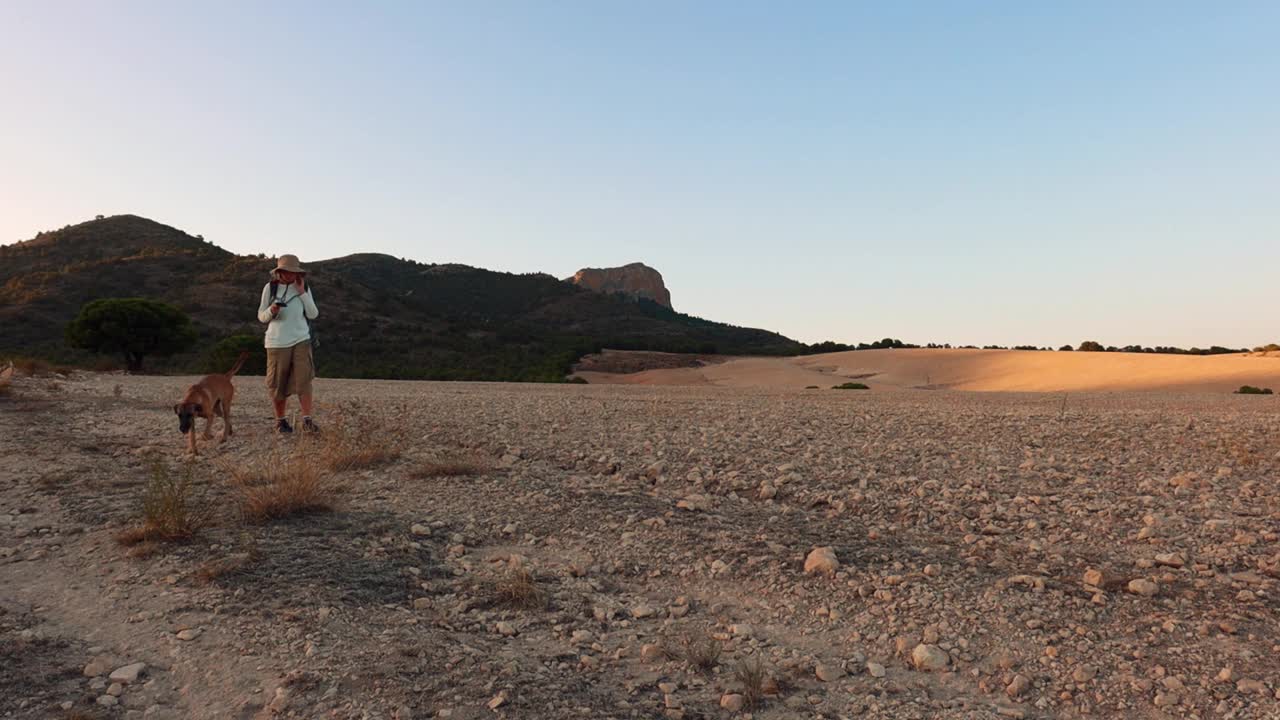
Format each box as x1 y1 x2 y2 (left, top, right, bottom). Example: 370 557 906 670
174 352 248 455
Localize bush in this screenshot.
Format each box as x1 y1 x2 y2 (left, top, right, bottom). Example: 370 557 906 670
205 335 266 375
1254 343 1280 353
316 404 403 472
227 447 336 523
1077 341 1105 352
115 457 208 546
832 382 870 390
1235 386 1274 395
66 298 196 372
1059 345 1074 351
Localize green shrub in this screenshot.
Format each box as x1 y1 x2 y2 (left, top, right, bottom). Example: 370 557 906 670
1077 341 1105 352
832 382 870 390
1235 385 1274 395
205 335 266 375
66 298 196 372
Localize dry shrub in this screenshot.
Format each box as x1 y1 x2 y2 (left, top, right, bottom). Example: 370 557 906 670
11 356 73 377
734 654 769 708
316 403 403 472
675 628 723 672
491 566 547 610
195 532 259 584
115 457 208 546
410 452 490 479
227 447 336 523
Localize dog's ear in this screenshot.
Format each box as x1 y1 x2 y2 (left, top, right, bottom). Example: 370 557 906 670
174 403 183 415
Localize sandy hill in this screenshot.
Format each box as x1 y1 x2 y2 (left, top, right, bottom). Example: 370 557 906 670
578 348 1280 393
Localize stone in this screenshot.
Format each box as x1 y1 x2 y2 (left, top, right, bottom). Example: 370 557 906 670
268 687 290 713
109 662 146 684
1127 579 1159 597
640 643 664 662
631 604 656 619
867 661 886 678
1082 568 1105 587
676 495 710 512
1073 665 1097 682
1154 553 1184 568
720 693 745 712
496 621 517 637
569 263 673 309
804 547 840 576
487 691 508 710
730 623 754 638
410 524 431 537
176 628 201 641
107 682 124 697
815 663 844 682
759 483 777 500
1237 678 1267 695
84 657 112 677
97 695 119 707
911 644 949 672
1006 673 1031 698
413 597 432 611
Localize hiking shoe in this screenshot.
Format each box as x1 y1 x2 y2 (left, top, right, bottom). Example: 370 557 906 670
275 418 294 434
301 417 320 433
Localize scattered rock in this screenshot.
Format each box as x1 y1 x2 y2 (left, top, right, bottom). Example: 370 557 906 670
911 644 949 672
109 662 146 684
867 661 887 678
1127 579 1159 597
815 663 844 682
720 693 745 712
804 547 839 576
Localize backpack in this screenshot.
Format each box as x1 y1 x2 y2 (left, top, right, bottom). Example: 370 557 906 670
270 280 320 351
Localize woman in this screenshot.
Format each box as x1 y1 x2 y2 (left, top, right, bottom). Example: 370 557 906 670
257 254 319 433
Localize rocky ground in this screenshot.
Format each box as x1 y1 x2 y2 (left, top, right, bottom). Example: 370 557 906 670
2 373 1279 719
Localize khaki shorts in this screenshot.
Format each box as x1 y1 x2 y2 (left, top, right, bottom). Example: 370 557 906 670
265 341 314 400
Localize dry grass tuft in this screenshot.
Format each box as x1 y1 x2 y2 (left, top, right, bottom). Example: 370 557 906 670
410 452 490 479
195 532 260 584
674 628 723 672
734 654 769 709
227 448 336 524
491 566 547 610
315 404 403 472
114 457 208 546
10 356 74 377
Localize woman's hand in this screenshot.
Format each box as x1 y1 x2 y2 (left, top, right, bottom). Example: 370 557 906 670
294 276 307 293
269 304 281 317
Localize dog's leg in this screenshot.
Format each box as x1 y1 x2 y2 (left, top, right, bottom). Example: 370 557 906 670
188 427 197 456
222 400 233 442
203 413 214 441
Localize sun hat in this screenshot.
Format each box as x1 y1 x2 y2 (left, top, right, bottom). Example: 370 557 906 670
271 254 307 277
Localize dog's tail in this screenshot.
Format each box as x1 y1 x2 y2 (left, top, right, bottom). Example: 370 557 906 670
226 351 249 377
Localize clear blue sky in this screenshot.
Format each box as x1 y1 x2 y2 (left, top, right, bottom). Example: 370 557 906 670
2 1 1276 347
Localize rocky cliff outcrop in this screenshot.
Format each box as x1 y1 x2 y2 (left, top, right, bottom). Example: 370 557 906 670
569 262 672 309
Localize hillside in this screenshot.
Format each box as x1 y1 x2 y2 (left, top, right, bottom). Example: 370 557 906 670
0 215 802 380
578 348 1280 393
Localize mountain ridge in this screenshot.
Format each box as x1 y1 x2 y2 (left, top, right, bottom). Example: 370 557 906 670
0 215 802 380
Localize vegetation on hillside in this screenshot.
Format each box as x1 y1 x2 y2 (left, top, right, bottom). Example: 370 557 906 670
1 215 802 380
65 298 197 372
